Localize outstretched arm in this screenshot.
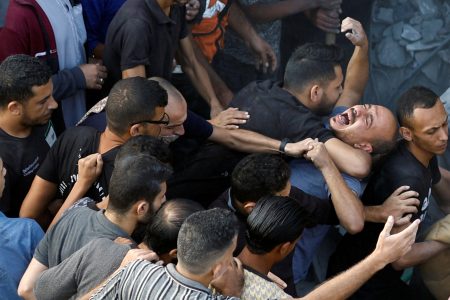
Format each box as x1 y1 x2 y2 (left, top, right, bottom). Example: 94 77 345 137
18 258 48 300
295 216 419 300
336 17 369 107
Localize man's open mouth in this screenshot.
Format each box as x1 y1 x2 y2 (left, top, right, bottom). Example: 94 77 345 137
336 113 350 125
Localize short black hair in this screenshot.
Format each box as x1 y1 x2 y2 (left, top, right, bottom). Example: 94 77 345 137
108 153 172 214
115 135 171 165
246 195 311 255
106 77 168 135
231 154 290 203
144 199 204 255
284 43 343 93
396 86 439 127
0 54 52 108
177 208 238 275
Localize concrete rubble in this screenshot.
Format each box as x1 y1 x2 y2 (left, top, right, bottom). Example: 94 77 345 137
365 0 450 107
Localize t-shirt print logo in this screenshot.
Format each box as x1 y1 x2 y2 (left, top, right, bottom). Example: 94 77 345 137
45 124 57 147
22 157 40 176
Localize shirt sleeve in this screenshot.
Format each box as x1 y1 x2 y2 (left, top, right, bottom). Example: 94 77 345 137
33 231 50 267
118 20 152 71
36 133 64 184
178 6 189 40
183 110 214 139
80 0 104 54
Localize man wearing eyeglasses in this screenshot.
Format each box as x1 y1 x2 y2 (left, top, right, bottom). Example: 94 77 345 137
19 77 168 228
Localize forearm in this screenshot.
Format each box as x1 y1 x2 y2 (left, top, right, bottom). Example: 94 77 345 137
20 177 57 219
320 163 364 234
392 240 449 270
364 205 387 223
51 67 86 101
301 253 384 300
228 3 258 40
241 0 319 23
210 127 282 153
339 44 369 106
191 40 232 104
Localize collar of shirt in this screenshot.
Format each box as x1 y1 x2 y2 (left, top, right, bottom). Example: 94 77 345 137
145 0 177 25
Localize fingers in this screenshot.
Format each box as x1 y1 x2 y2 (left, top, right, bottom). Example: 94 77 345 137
380 215 394 238
395 214 412 227
391 185 411 196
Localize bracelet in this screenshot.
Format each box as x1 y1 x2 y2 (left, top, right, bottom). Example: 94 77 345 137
279 138 290 153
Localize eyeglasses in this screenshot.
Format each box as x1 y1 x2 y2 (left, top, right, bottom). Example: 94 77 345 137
130 112 170 127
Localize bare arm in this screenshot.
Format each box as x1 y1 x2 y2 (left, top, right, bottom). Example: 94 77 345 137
240 0 340 24
432 167 450 214
296 217 420 300
304 141 364 234
18 258 48 300
336 18 369 107
191 38 234 106
324 137 371 179
178 35 223 117
392 240 449 270
48 153 103 228
20 177 58 221
228 2 277 72
209 126 317 157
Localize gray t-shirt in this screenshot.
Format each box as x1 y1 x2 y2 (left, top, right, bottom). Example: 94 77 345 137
35 238 130 300
34 207 130 267
223 0 281 65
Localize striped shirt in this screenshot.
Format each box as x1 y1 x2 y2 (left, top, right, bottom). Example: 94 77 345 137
90 260 240 300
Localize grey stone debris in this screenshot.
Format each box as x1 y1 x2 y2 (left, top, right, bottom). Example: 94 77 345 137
421 19 444 43
401 24 422 41
406 41 441 52
377 36 412 68
438 49 450 64
414 0 438 16
376 7 394 24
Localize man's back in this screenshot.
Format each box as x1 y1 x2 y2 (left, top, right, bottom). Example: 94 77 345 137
33 207 130 267
91 260 239 300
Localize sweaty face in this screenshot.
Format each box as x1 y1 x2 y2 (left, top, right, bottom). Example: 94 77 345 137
315 65 343 116
405 100 448 156
20 81 58 126
330 104 397 152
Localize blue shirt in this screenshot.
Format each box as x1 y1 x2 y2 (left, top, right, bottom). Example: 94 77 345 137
0 212 44 288
81 0 127 55
289 106 364 283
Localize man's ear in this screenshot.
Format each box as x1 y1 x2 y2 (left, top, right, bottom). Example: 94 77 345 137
399 126 412 141
353 142 373 153
279 242 293 256
168 249 177 259
7 101 22 116
310 84 323 104
136 200 149 217
129 124 141 136
243 202 256 215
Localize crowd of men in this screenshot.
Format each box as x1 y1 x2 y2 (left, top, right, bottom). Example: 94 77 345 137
0 0 449 299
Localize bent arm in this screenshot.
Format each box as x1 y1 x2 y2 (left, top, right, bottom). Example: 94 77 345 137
324 138 371 179
18 258 48 300
432 167 450 214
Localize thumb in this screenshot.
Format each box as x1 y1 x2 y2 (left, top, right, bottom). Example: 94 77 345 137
96 154 103 172
381 216 394 238
345 32 358 44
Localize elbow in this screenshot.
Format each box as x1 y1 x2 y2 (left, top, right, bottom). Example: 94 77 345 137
344 220 364 235
18 282 35 300
349 164 370 179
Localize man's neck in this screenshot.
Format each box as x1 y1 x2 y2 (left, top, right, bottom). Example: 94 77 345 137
282 86 310 109
406 142 434 167
175 264 212 289
156 0 172 15
0 114 32 138
98 127 127 154
238 246 274 276
103 209 136 236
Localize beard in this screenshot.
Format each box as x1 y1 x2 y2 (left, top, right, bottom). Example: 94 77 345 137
159 135 179 144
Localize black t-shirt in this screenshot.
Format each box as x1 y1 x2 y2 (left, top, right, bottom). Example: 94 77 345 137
167 80 335 204
328 142 441 299
37 126 119 202
230 80 335 142
0 122 56 217
103 0 188 89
